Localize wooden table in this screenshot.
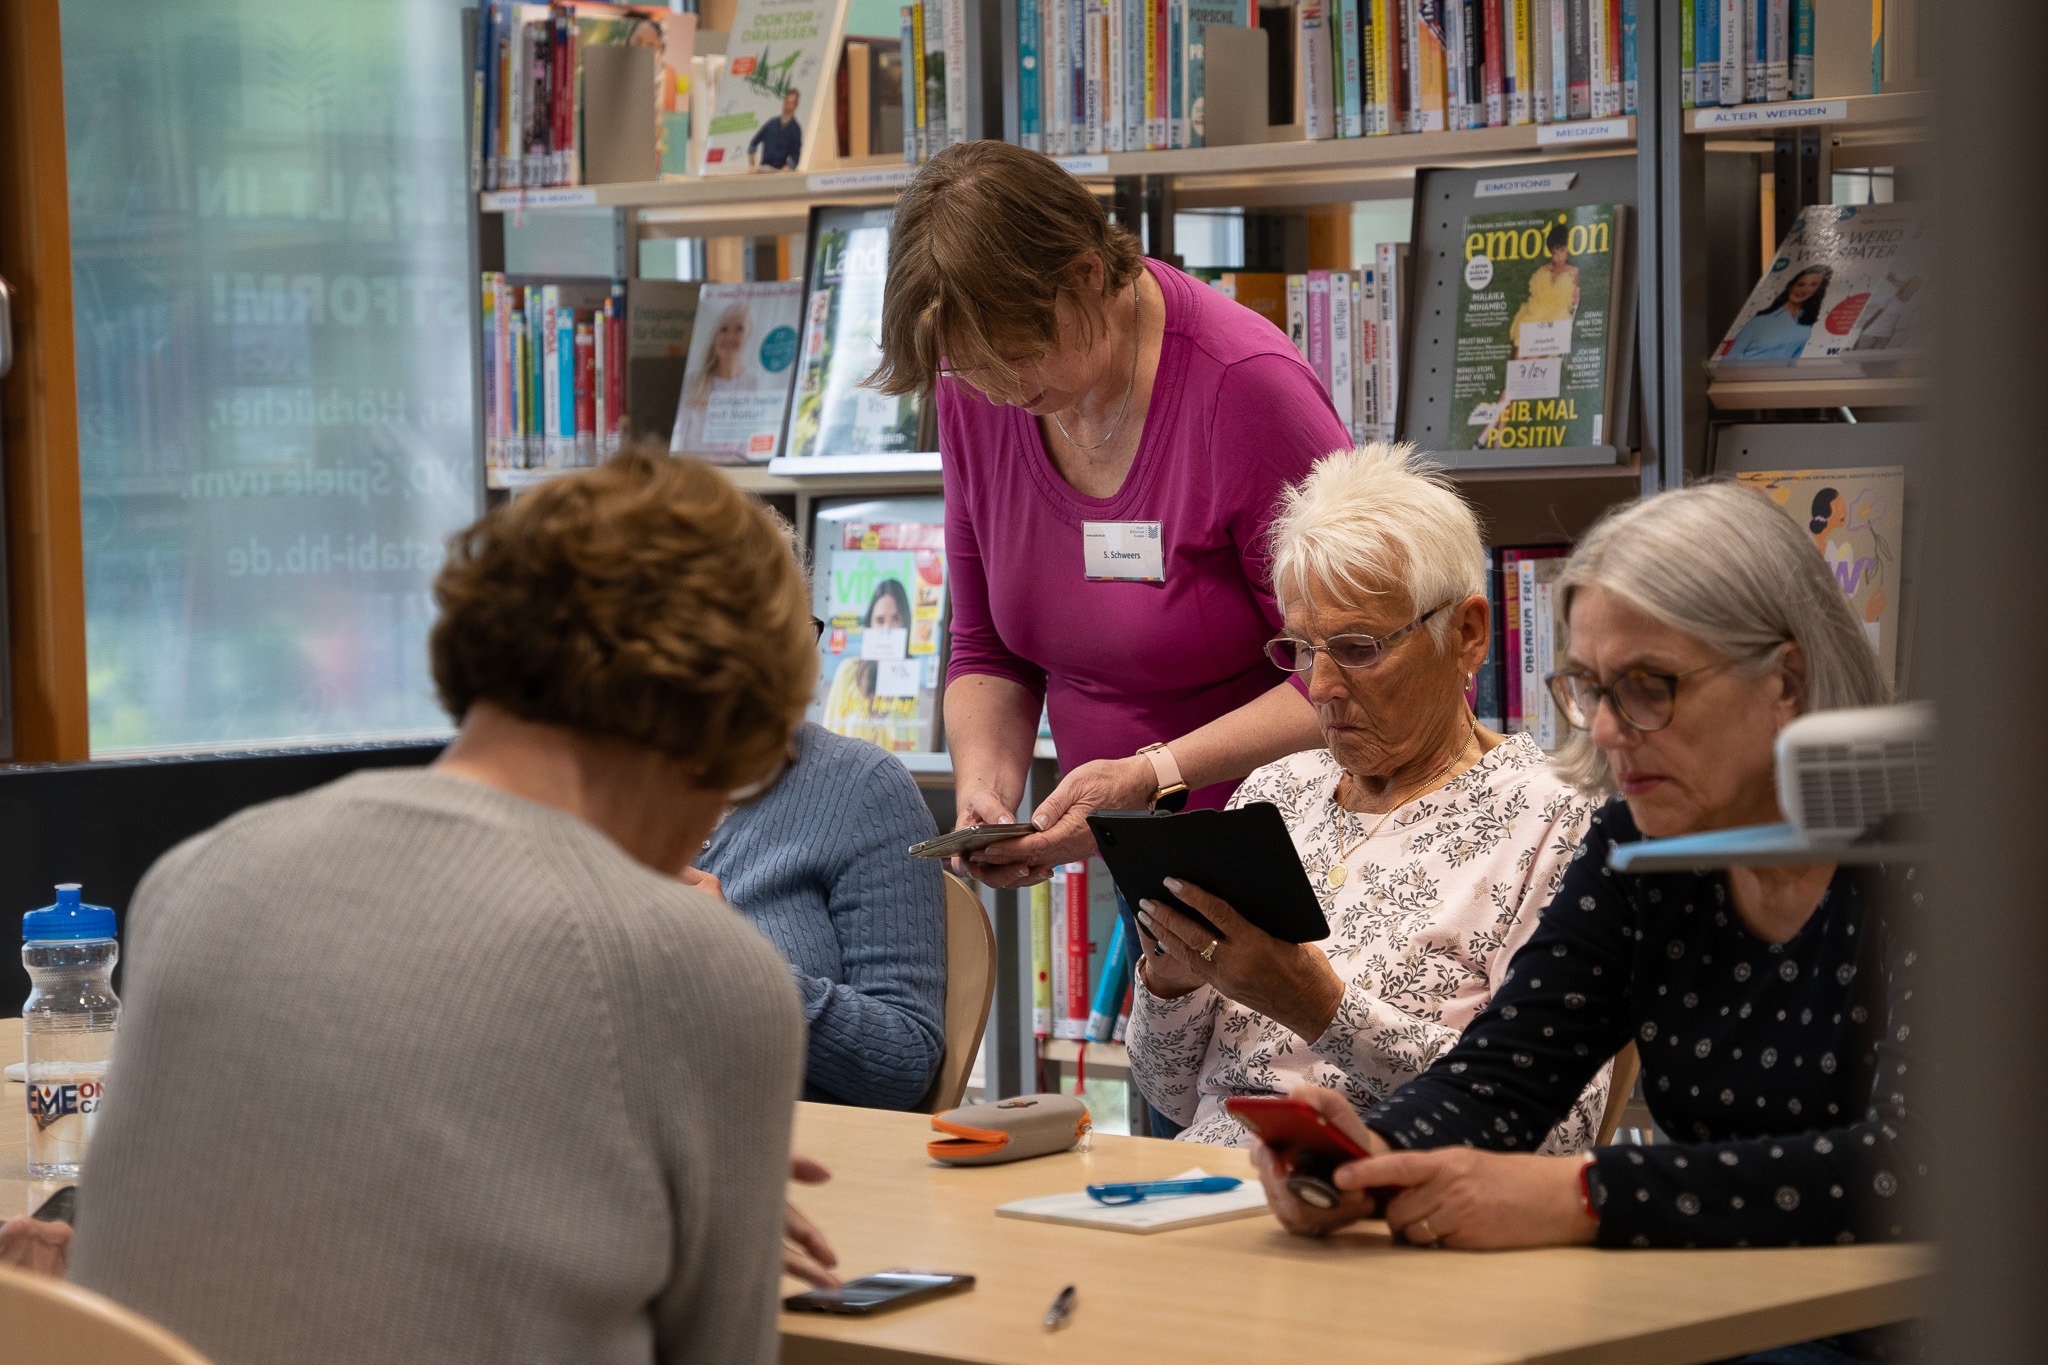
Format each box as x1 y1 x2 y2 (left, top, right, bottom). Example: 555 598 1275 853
779 1103 1930 1365
2 1022 1930 1363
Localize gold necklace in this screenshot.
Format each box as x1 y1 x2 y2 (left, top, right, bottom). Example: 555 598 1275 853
1325 715 1479 890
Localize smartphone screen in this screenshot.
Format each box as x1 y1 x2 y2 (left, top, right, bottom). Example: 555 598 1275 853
32 1185 77 1224
785 1271 975 1315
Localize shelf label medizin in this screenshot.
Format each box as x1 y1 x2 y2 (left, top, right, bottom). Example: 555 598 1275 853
1535 117 1632 147
1693 99 1850 130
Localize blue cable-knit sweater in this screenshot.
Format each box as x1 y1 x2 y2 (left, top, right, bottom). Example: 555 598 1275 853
700 723 946 1109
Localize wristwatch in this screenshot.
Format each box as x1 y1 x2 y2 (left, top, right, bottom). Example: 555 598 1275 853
1137 742 1190 813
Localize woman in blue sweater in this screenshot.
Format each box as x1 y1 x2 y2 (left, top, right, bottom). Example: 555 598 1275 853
699 720 947 1109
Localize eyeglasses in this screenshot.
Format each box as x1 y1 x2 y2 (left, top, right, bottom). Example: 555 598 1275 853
1264 603 1451 673
1545 655 1763 733
811 616 826 642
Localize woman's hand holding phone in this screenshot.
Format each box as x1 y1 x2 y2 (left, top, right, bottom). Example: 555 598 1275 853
1241 1087 1393 1239
947 787 1049 887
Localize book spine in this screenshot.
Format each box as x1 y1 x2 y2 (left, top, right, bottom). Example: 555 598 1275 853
471 3 492 193
507 312 525 470
1285 274 1309 361
574 321 594 466
1695 0 1719 104
1042 0 1063 152
592 311 606 459
1606 0 1622 112
947 0 970 145
497 7 518 188
1362 0 1387 134
1169 0 1186 147
540 286 561 467
496 275 514 464
1396 0 1416 131
1482 0 1505 125
1621 0 1637 113
1106 0 1125 149
1301 0 1334 139
1307 270 1332 396
481 275 498 468
1442 0 1465 129
528 296 545 466
1417 1 1446 130
1719 0 1741 103
1531 0 1551 122
1509 0 1532 124
1020 0 1042 148
1870 0 1881 94
1376 242 1400 439
1586 0 1607 115
1533 577 1556 749
1551 0 1570 120
1763 0 1785 102
1055 862 1090 1043
1152 0 1170 147
1463 0 1486 128
523 22 545 186
1744 0 1763 104
903 6 924 160
1085 914 1133 1041
924 0 950 152
564 8 581 185
1124 0 1145 150
1112 981 1132 1044
1503 552 1526 731
1031 879 1052 1039
1475 550 1504 730
608 282 626 452
556 300 574 462
1789 0 1812 98
1356 269 1379 438
1337 0 1365 136
1680 0 1695 106
1328 270 1355 435
552 6 571 185
1085 0 1105 151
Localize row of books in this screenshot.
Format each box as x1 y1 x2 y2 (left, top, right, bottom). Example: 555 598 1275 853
1679 0 1813 107
1303 0 1642 143
1013 0 1251 154
899 0 974 162
470 2 694 191
1033 863 1136 1045
480 277 630 470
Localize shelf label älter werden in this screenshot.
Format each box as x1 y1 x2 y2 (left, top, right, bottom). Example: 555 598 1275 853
1693 100 1850 129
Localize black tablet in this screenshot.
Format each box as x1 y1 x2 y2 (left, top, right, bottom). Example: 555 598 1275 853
1086 804 1329 948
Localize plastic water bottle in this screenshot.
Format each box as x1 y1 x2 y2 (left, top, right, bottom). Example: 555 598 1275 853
22 884 120 1179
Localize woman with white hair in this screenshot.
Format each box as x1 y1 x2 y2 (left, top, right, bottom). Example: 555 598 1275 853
1126 443 1607 1148
1249 481 1923 1310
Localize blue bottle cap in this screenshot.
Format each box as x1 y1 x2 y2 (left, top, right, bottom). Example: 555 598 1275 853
23 883 116 942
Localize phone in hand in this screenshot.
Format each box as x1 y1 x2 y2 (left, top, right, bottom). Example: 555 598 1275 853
784 1271 976 1315
31 1185 77 1224
908 824 1036 860
1224 1096 1371 1212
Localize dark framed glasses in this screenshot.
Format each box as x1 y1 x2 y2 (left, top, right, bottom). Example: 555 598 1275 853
811 616 826 642
1265 602 1451 673
1545 658 1742 733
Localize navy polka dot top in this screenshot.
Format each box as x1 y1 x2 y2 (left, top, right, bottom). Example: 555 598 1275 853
1369 799 1924 1250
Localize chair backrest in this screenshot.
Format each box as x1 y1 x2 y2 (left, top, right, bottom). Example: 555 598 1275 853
0 1265 213 1365
916 872 997 1113
1595 1042 1643 1145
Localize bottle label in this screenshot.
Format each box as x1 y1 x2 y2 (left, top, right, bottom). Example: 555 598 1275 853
25 1066 107 1174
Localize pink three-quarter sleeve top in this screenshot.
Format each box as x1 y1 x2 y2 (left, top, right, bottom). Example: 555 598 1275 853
940 259 1352 809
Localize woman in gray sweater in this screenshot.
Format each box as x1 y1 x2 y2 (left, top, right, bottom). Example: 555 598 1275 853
70 449 824 1365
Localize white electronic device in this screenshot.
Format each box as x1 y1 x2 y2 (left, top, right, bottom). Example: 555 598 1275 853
1774 702 1935 845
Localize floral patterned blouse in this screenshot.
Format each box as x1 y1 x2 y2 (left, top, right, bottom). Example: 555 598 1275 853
1125 733 1609 1149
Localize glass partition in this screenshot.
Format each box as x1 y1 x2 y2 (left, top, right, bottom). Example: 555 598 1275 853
62 0 477 752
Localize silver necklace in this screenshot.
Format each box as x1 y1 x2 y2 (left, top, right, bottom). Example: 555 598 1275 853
1052 285 1141 452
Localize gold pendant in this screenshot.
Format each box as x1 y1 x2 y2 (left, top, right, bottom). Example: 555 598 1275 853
1326 864 1347 890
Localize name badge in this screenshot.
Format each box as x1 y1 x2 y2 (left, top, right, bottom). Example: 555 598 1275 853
1083 521 1165 582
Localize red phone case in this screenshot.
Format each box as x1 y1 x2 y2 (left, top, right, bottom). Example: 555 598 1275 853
1223 1096 1370 1160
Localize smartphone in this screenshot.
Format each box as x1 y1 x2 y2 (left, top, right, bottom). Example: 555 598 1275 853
1224 1096 1370 1212
907 824 1036 860
784 1271 976 1315
31 1185 77 1224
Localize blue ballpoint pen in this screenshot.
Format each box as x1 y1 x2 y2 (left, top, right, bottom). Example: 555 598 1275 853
1084 1176 1243 1205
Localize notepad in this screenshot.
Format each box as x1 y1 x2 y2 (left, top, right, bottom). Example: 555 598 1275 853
995 1167 1270 1234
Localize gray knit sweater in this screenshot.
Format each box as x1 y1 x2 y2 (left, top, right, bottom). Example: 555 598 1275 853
70 769 803 1365
700 724 945 1109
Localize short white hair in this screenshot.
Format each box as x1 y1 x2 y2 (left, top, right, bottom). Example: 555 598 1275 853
1268 442 1488 647
1552 479 1891 795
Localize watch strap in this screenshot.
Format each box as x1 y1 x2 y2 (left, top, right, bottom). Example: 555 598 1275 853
1138 743 1190 812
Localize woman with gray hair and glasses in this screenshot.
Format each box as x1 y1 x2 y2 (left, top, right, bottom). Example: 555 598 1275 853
1127 443 1607 1149
1248 482 1922 1361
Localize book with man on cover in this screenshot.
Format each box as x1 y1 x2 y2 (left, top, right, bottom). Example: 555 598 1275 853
700 0 849 173
1710 203 1930 377
783 204 927 462
1448 203 1627 452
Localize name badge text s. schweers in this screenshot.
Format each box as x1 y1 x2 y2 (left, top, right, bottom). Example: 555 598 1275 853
1082 521 1165 582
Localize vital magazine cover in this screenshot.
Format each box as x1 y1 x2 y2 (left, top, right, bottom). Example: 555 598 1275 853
1448 203 1625 451
810 500 949 752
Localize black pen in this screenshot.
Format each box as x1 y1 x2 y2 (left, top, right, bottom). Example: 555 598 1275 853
1043 1283 1077 1331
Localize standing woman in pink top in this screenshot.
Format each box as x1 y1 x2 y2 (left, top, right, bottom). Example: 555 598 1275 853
871 142 1351 892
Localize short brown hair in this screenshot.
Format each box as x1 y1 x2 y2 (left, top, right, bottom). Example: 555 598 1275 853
430 445 815 792
871 140 1144 397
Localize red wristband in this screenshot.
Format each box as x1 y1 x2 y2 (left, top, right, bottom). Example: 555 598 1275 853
1577 1154 1602 1224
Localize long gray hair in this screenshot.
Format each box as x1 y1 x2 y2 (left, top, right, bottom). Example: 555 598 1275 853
1552 480 1891 795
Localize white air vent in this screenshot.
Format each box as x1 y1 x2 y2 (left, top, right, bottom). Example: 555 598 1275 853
1775 703 1935 844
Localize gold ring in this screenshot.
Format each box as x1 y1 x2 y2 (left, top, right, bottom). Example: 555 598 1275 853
1200 939 1219 962
1412 1217 1442 1247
